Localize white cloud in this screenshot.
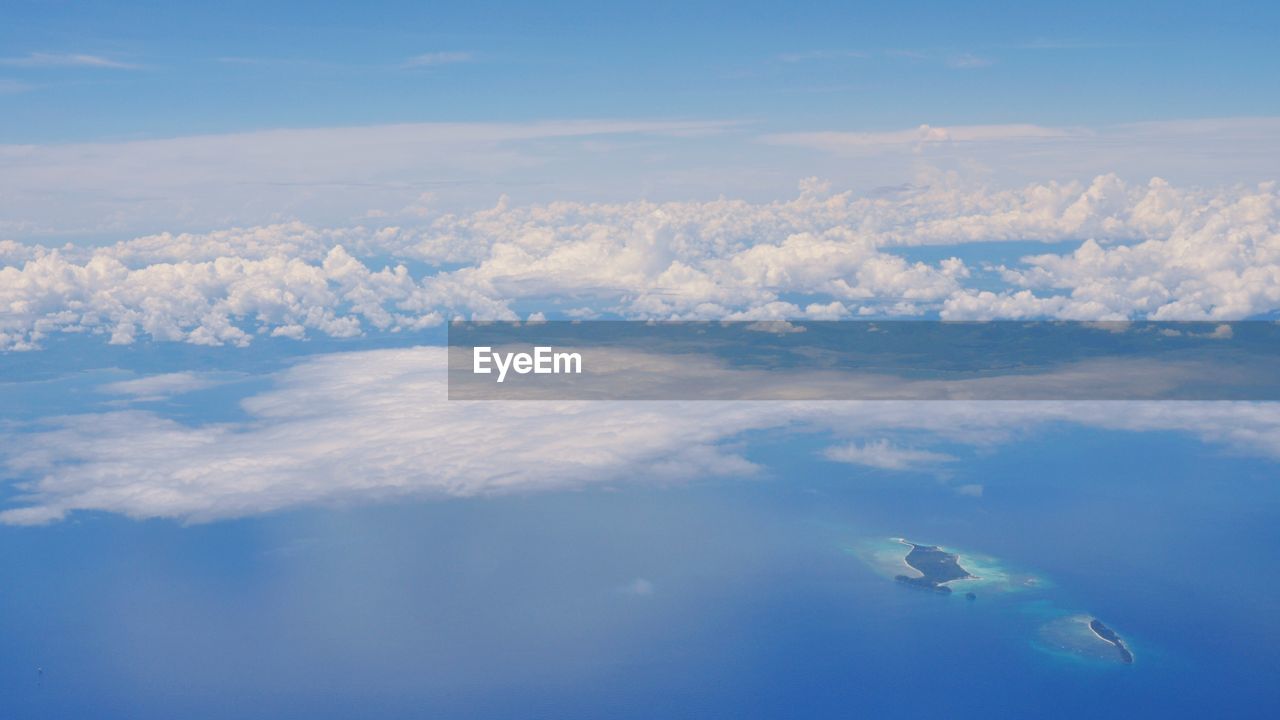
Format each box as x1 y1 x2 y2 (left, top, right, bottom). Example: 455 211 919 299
777 50 867 63
947 53 994 69
99 372 225 401
759 117 1280 188
4 175 1280 349
823 440 954 470
0 52 139 69
3 117 1278 237
0 243 432 350
620 578 654 596
763 123 1077 151
0 347 773 524
943 179 1280 319
0 118 738 237
402 51 475 68
5 347 1280 525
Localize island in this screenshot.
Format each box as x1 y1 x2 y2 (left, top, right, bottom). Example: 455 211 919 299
894 541 975 594
1089 619 1134 664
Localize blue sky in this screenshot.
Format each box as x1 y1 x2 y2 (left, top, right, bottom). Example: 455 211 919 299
4 1 1279 143
4 5 1280 353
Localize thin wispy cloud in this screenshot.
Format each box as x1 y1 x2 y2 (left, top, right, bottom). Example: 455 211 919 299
777 49 867 63
214 56 327 67
0 52 140 70
402 51 475 68
886 49 930 61
0 79 31 94
1014 38 1124 50
883 49 994 69
99 371 229 401
947 53 994 69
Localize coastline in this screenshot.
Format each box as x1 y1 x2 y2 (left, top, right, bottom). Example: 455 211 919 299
864 537 1041 596
891 537 924 578
1035 614 1135 666
896 537 981 585
1088 617 1135 663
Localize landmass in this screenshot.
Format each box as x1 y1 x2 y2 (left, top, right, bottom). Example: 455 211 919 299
863 538 1135 667
893 540 975 594
1089 619 1134 664
1036 614 1137 666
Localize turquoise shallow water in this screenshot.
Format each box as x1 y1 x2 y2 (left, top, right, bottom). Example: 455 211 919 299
856 536 1045 595
858 537 1134 665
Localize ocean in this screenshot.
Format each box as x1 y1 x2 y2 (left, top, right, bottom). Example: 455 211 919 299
1 413 1276 718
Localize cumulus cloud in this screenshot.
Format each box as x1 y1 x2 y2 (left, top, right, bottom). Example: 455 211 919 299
5 347 1280 524
942 178 1280 319
3 175 1280 349
0 243 434 350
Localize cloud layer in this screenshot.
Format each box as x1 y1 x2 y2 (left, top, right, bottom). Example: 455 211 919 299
6 346 1280 524
3 175 1279 350
3 117 1278 237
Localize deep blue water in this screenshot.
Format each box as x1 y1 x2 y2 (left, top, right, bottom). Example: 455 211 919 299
1 420 1277 718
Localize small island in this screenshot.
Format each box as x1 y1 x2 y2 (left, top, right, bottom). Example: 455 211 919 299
894 541 975 594
1089 619 1134 664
